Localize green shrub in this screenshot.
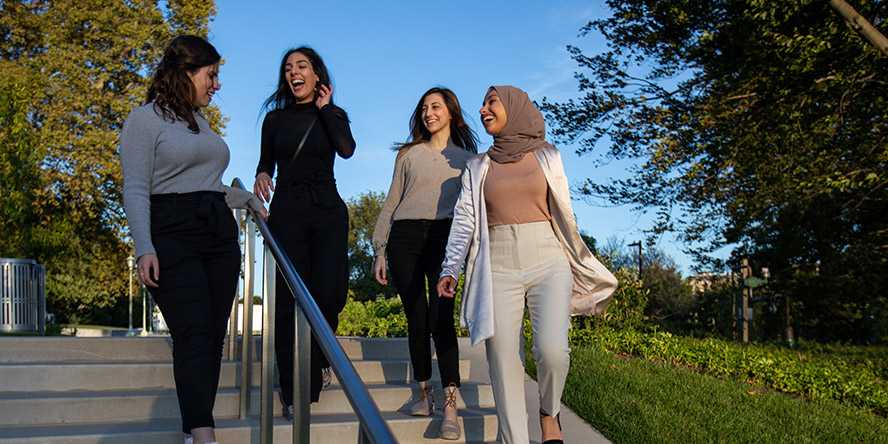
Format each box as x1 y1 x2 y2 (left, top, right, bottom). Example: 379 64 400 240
341 275 468 338
573 267 649 332
336 294 408 337
570 328 888 416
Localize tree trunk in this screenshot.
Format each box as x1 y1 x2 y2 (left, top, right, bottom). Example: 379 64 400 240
829 0 888 56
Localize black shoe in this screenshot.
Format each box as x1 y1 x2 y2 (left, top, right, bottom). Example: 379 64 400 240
283 404 294 422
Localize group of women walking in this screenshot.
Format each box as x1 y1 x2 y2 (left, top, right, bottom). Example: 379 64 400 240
120 35 617 444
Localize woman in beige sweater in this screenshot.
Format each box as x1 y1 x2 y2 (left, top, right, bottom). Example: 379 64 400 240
437 86 618 444
371 87 478 440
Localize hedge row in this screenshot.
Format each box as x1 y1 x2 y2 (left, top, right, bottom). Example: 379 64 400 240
571 328 888 415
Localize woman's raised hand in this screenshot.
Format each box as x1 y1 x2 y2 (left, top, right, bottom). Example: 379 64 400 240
253 172 274 203
315 84 332 109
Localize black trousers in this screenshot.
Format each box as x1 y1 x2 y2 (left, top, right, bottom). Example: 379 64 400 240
268 183 349 404
386 219 460 387
147 191 240 433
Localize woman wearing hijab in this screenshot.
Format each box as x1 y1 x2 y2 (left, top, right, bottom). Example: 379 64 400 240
437 85 618 444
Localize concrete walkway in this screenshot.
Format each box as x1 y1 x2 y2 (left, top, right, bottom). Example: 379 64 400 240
460 341 611 444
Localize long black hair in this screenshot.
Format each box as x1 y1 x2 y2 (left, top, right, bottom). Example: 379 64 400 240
395 87 478 155
146 35 220 133
261 46 336 113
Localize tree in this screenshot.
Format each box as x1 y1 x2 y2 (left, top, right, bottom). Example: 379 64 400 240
579 230 598 255
0 1 220 324
347 192 397 301
542 0 888 343
599 236 694 331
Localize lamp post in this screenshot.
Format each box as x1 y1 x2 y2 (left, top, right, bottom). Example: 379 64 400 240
141 283 148 336
627 241 642 276
127 256 135 336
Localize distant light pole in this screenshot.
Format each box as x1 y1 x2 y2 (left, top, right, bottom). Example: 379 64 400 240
141 283 148 336
127 255 135 336
628 241 642 276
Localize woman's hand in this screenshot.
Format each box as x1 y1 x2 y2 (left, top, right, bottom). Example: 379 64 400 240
373 255 388 286
138 254 160 288
437 276 457 298
315 84 332 109
253 172 274 203
254 204 269 220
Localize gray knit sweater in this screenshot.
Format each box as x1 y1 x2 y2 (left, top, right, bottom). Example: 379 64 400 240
371 141 474 256
120 103 260 258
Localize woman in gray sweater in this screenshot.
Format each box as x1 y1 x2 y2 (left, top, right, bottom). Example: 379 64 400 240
120 35 264 444
372 87 478 440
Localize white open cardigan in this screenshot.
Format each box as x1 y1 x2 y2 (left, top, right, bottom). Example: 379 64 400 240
440 146 619 345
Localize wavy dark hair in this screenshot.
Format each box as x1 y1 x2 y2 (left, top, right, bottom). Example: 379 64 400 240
396 87 478 155
146 35 220 133
261 46 340 114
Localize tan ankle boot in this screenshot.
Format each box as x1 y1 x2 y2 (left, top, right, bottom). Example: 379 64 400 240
408 380 433 416
439 384 461 440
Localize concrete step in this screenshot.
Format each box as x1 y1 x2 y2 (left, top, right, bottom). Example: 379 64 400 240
0 409 499 444
0 382 495 426
0 336 466 363
0 359 472 392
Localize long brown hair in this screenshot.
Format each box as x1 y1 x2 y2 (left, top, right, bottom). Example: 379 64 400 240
395 87 478 155
146 35 220 133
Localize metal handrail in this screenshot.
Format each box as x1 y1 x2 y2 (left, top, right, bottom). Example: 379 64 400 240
230 178 397 444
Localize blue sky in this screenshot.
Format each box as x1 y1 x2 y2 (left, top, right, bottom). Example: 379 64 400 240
208 0 702 273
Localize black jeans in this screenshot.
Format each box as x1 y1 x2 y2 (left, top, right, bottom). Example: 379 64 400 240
386 218 460 387
147 191 240 433
268 182 349 404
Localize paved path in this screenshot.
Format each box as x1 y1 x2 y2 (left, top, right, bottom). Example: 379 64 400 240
460 341 611 444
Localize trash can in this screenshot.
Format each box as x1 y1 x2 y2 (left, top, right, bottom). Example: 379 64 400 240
0 258 46 334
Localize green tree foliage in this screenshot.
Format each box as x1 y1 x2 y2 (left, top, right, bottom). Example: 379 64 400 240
0 1 220 323
580 230 598 255
346 191 397 301
542 1 888 343
599 236 694 330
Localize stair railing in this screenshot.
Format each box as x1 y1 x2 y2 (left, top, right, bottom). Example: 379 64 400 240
229 178 397 444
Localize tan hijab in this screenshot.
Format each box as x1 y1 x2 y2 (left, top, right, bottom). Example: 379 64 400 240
486 85 553 164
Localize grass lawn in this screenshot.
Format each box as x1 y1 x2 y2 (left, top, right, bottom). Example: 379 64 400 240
527 345 888 444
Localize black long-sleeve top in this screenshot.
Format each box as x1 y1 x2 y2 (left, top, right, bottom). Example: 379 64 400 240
256 101 355 187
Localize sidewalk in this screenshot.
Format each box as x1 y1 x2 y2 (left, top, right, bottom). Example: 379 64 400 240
461 341 611 444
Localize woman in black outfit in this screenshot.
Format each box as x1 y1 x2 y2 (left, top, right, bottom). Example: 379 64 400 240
252 47 355 419
121 36 265 444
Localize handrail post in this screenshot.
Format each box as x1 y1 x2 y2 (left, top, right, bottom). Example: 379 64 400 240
293 304 311 443
261 246 276 444
226 209 242 360
239 212 255 419
358 425 371 444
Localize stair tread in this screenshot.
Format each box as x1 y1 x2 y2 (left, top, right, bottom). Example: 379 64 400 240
0 357 467 366
0 407 498 438
0 381 493 400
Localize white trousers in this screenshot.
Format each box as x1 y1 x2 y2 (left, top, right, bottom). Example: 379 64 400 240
486 221 572 444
